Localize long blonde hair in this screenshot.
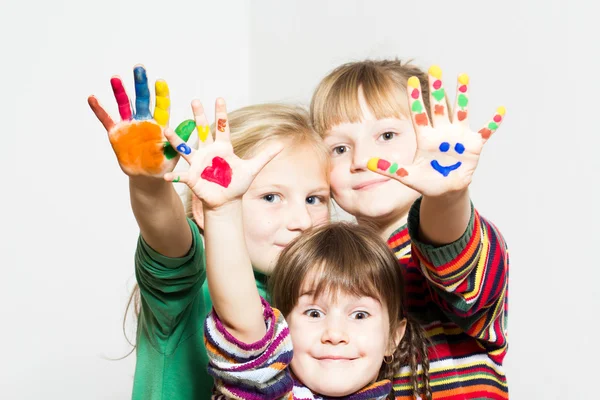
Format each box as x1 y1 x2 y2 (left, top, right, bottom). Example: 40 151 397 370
123 103 329 354
310 59 431 137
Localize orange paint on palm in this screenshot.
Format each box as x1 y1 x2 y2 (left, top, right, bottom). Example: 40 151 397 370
110 121 165 174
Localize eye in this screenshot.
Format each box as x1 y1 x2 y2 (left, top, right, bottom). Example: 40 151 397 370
379 131 396 141
305 309 324 318
454 142 465 154
262 194 282 203
351 311 370 320
306 196 324 205
332 145 348 156
439 142 450 152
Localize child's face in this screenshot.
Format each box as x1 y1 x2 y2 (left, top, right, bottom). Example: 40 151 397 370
242 142 330 274
324 91 420 224
286 287 397 396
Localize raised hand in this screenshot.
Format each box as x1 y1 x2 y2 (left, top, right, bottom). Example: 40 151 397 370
163 98 283 210
367 65 505 197
88 65 195 177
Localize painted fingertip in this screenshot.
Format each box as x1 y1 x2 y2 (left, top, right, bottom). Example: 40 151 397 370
133 66 147 83
458 73 469 85
367 158 380 172
496 106 506 116
110 77 123 90
407 76 420 89
175 120 196 141
155 80 170 97
428 65 442 79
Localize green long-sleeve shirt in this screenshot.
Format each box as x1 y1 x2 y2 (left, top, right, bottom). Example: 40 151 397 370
132 218 270 399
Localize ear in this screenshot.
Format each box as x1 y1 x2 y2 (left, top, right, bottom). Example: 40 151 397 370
387 318 407 356
191 194 204 230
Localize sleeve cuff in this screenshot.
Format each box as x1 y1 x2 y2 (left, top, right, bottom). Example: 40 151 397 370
407 197 476 267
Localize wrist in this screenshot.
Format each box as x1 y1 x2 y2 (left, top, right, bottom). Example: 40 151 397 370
203 200 243 218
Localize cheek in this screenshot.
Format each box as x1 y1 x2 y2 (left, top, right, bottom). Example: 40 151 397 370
310 206 330 226
242 203 276 243
329 162 350 193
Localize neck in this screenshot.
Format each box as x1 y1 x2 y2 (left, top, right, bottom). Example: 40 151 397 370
356 208 410 241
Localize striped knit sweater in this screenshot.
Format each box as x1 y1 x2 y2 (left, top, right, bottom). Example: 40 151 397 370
390 198 509 399
204 298 392 400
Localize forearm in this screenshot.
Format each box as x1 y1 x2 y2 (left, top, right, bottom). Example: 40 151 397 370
204 202 265 343
419 189 471 245
129 176 192 258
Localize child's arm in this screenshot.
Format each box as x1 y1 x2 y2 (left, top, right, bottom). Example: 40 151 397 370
88 65 196 257
368 66 508 348
163 98 283 343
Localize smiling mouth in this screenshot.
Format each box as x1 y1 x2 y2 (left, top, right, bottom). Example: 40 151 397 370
431 160 462 177
353 178 390 190
316 356 356 362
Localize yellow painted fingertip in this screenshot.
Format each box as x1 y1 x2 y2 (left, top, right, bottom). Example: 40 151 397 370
155 80 170 96
428 65 442 79
407 76 420 89
458 73 470 85
197 124 210 142
367 158 379 172
496 106 506 116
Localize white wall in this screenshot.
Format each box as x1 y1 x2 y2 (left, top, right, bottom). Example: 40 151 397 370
1 0 250 398
2 0 597 398
248 1 599 398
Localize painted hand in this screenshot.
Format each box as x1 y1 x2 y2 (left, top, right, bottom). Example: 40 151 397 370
367 65 505 197
88 65 195 177
163 98 283 210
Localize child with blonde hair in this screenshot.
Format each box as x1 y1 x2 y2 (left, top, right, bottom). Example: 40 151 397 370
162 101 432 399
310 60 509 399
88 65 330 399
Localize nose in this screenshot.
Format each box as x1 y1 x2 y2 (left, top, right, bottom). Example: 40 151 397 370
286 201 313 232
321 316 349 345
350 138 371 172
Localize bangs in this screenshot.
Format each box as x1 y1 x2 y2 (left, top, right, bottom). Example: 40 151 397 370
311 64 409 135
270 222 404 318
299 256 384 305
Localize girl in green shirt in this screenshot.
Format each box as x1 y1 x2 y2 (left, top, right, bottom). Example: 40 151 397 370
88 65 331 399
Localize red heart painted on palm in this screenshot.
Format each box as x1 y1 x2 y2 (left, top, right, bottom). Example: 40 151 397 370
201 156 232 188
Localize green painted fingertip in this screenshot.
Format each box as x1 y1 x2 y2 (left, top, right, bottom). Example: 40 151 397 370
175 119 196 142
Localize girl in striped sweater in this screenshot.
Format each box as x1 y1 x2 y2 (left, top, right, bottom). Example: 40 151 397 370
310 60 509 399
163 98 432 399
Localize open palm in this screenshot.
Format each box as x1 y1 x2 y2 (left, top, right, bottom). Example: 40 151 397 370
163 99 282 210
88 65 195 177
368 65 505 197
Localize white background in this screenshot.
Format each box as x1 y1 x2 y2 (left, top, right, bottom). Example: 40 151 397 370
1 0 598 398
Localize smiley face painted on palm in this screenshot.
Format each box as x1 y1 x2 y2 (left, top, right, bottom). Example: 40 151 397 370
431 141 465 177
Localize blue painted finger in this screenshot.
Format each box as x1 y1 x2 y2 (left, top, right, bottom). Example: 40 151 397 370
133 66 152 120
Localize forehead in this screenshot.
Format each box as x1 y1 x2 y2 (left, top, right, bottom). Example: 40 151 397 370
324 89 410 137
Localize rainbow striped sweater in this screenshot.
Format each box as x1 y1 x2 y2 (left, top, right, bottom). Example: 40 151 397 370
204 298 392 400
390 198 509 399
